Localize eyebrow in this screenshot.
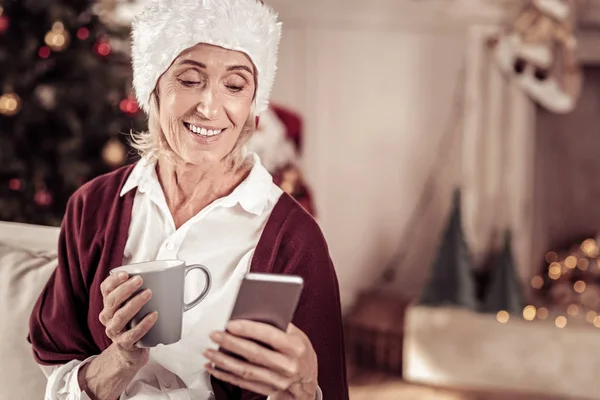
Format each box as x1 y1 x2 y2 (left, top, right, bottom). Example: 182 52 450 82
179 60 253 75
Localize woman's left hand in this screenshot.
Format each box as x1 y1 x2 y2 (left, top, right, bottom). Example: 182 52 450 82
204 320 318 400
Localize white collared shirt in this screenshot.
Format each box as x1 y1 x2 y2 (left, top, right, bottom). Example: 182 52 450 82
41 153 317 399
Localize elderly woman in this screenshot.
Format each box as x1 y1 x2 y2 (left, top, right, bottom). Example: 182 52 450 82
27 0 348 399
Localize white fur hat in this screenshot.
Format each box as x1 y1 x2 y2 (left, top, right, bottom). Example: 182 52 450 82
131 0 282 115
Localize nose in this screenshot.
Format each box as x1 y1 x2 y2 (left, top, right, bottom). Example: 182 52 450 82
196 85 220 120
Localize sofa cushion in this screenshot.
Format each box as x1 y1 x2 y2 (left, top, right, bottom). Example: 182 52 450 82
0 221 60 253
0 242 57 399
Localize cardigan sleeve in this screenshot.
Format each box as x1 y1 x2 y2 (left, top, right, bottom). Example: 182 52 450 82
212 205 349 400
277 217 349 400
28 191 101 365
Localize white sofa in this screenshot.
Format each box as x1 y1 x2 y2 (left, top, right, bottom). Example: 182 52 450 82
0 221 60 400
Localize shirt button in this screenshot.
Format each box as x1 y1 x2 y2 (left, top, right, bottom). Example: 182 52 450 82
166 242 175 250
163 381 171 388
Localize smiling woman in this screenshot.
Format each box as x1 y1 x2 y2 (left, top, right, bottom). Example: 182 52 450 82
27 0 348 399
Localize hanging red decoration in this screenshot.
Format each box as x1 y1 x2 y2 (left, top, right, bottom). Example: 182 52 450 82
94 39 111 56
119 96 139 115
8 178 21 191
34 189 53 207
38 46 51 59
0 15 9 34
76 27 89 40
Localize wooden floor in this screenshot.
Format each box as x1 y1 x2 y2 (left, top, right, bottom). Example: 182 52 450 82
348 369 576 400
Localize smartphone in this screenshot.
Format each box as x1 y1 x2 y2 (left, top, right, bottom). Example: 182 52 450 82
218 273 304 361
228 272 304 331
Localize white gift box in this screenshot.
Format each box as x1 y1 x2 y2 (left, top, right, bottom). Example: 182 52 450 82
403 305 600 399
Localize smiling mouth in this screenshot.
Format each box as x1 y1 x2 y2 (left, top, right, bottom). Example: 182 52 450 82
184 122 225 137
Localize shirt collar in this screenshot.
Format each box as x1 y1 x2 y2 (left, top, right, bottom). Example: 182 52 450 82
120 153 275 216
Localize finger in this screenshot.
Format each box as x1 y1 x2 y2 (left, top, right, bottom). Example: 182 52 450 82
108 289 152 336
203 348 291 391
226 320 302 356
100 272 129 298
210 331 296 377
117 311 158 349
103 275 144 315
204 362 277 396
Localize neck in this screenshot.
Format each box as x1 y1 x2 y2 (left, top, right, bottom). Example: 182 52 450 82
156 154 252 227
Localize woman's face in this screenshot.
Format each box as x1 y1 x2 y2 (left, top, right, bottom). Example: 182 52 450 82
156 43 256 165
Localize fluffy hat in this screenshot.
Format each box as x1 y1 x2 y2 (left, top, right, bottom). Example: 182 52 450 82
131 0 282 115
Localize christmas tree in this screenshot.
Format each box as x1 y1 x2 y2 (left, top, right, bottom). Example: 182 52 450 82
418 188 478 310
480 230 526 315
0 0 145 226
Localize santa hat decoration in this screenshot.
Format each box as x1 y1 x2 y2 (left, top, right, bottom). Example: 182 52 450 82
246 107 298 172
491 0 582 114
131 0 282 115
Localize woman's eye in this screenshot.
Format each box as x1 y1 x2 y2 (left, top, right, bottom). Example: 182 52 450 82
226 85 244 92
179 79 201 87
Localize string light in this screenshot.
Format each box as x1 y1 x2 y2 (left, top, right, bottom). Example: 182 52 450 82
0 92 21 116
102 139 126 167
532 237 600 329
578 257 590 271
530 276 544 289
94 39 111 56
34 189 53 207
119 96 139 115
586 310 597 323
44 21 70 52
565 256 577 269
523 305 536 321
77 27 89 40
496 310 509 323
581 239 599 258
548 262 561 280
574 280 586 294
38 46 51 59
545 251 558 263
8 178 21 191
567 304 580 317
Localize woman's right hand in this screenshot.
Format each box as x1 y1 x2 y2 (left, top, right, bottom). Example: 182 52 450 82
98 271 158 368
78 273 158 399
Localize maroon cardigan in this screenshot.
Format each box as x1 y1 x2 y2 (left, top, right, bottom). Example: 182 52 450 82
28 164 349 400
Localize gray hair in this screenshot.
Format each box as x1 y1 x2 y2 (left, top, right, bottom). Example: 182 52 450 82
129 91 257 169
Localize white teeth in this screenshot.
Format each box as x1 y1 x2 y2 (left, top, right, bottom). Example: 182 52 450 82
187 123 223 136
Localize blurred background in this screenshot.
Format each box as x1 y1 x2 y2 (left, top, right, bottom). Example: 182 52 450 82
3 0 600 398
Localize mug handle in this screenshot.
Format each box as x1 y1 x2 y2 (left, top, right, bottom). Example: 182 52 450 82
183 264 212 312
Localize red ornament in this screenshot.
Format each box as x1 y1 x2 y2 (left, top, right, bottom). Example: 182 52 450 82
119 97 139 115
77 27 89 40
8 178 21 191
94 39 111 56
0 15 9 34
38 46 51 59
34 189 53 207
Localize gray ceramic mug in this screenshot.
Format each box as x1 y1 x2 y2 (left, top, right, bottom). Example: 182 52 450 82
110 259 211 348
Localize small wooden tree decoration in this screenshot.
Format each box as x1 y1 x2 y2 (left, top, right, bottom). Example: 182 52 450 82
418 188 478 310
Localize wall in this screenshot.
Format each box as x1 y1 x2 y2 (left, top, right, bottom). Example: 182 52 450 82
532 66 600 270
267 0 468 312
